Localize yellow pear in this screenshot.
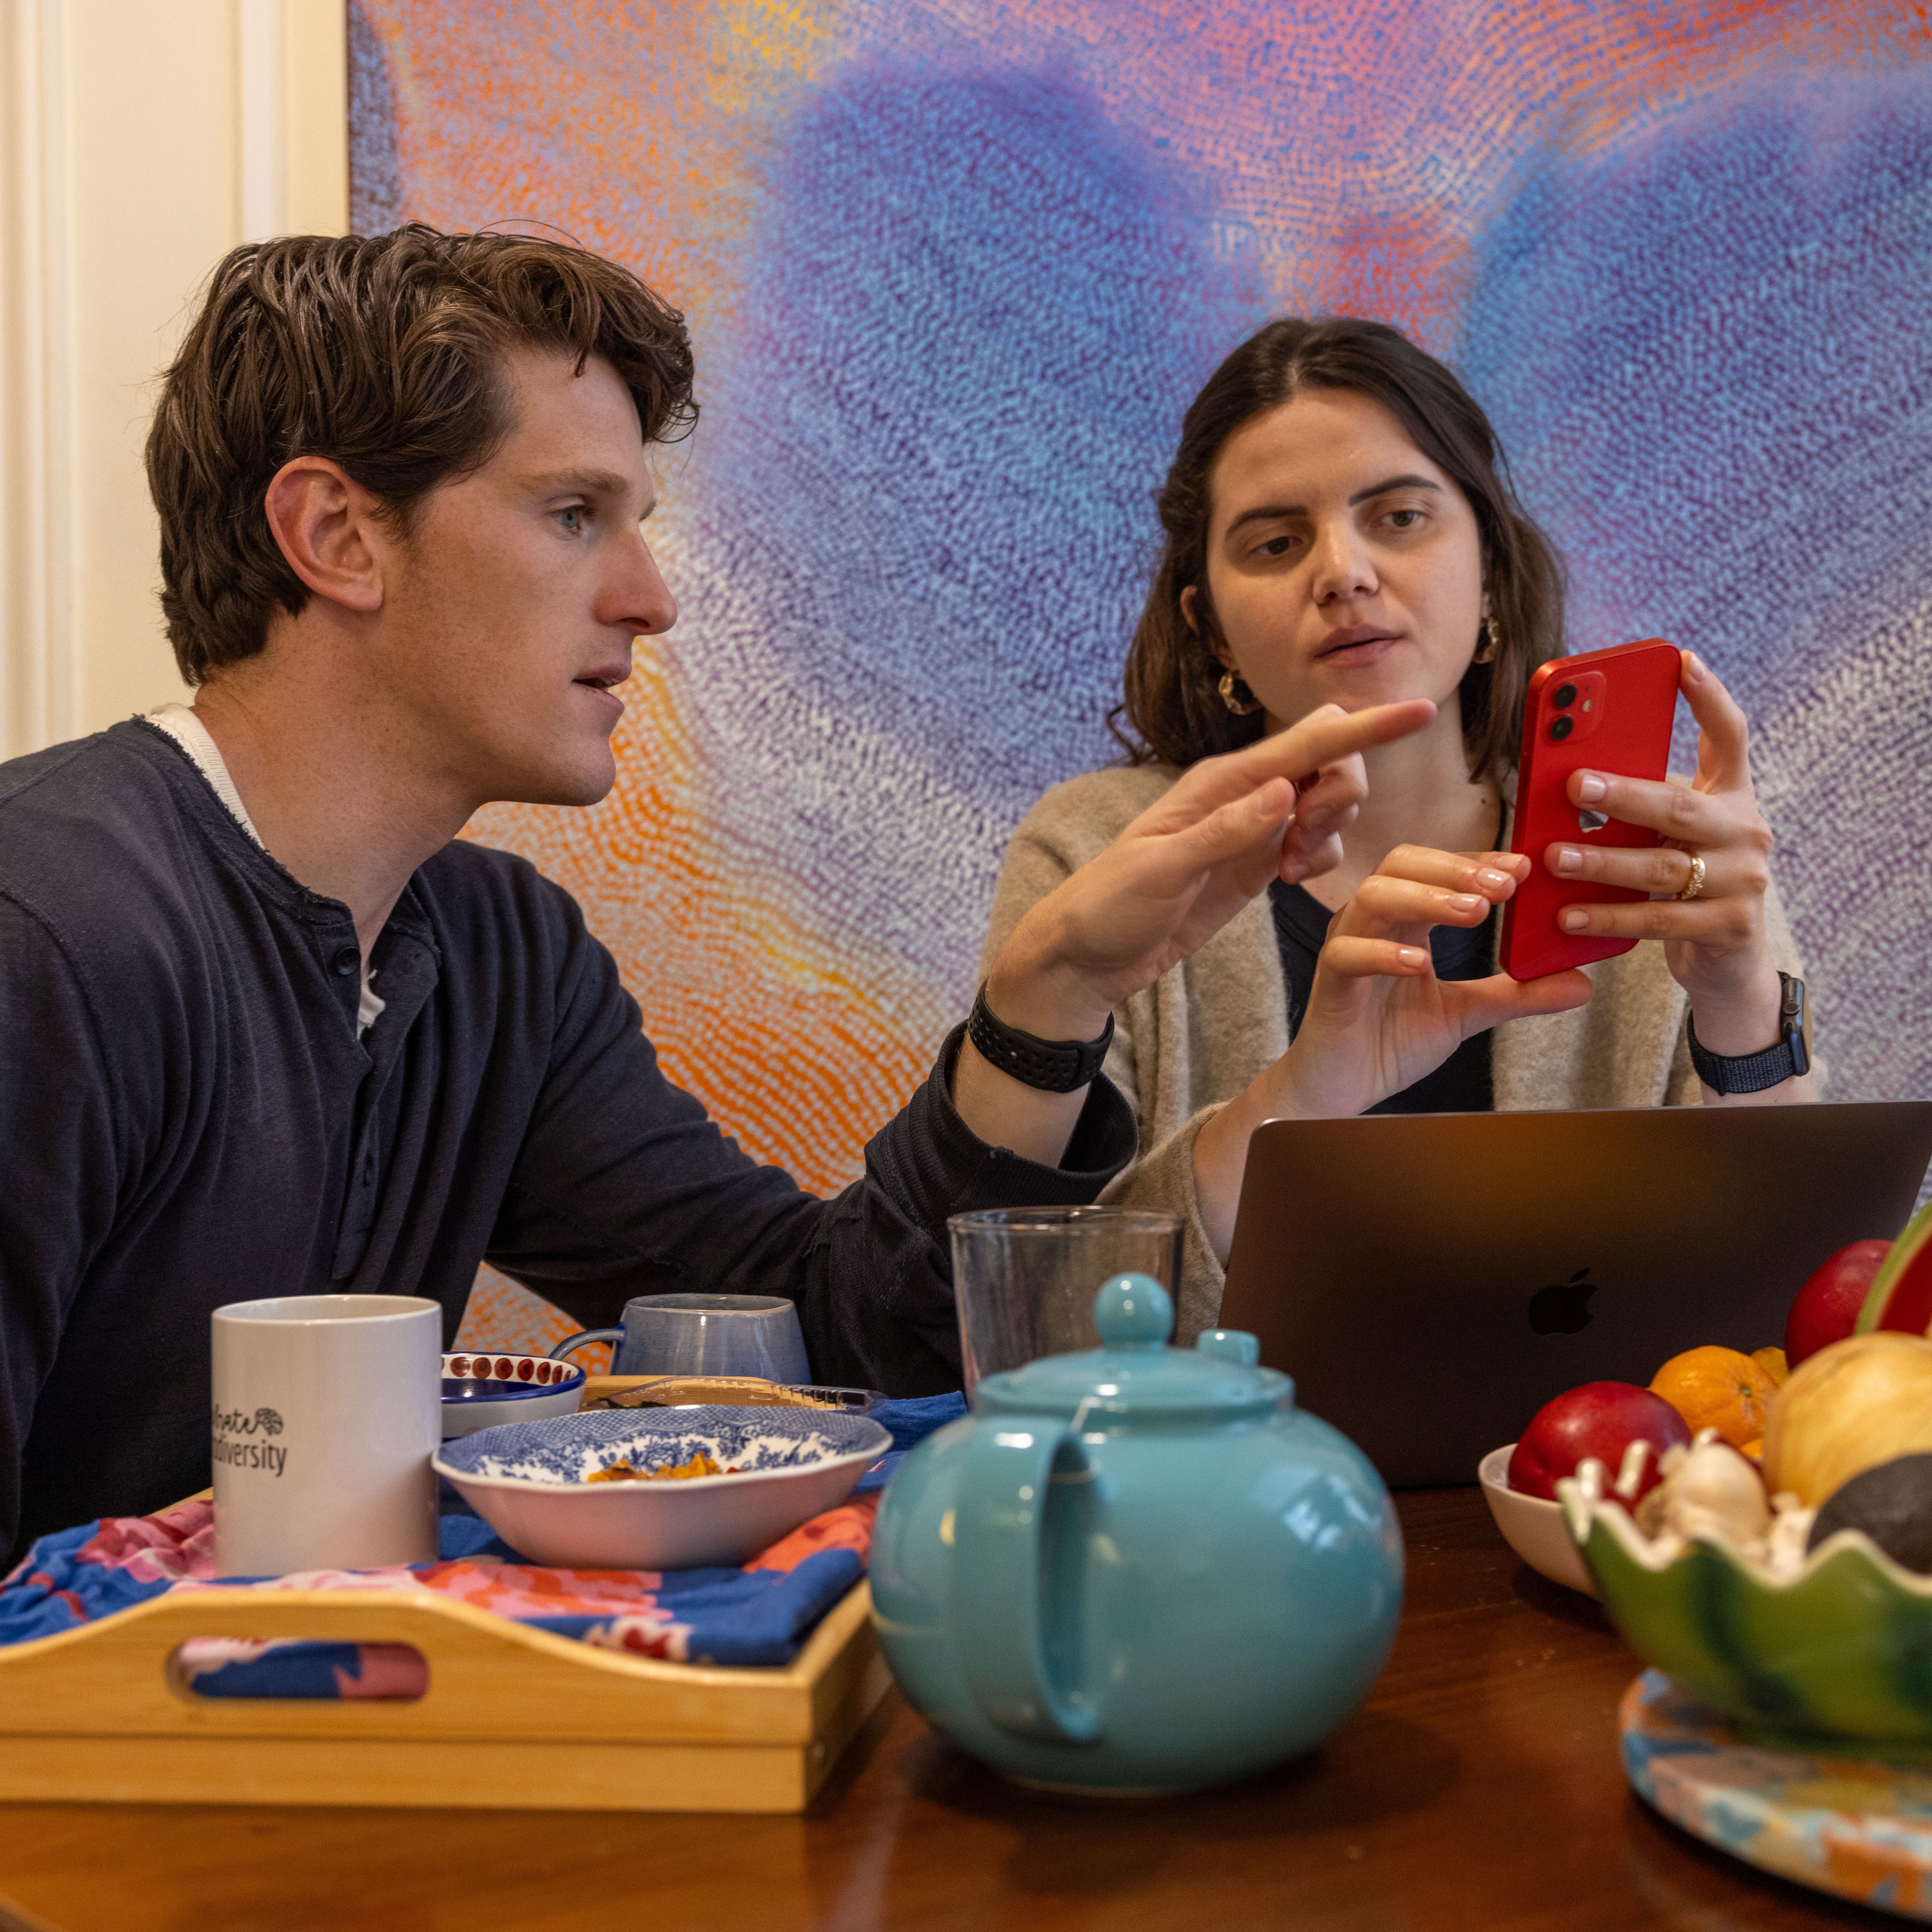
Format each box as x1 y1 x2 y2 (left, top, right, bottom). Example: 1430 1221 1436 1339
1762 1331 1932 1507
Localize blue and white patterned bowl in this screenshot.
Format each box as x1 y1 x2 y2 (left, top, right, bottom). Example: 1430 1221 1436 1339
432 1406 892 1570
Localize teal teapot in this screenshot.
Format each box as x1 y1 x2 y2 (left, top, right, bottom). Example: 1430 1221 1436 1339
871 1274 1403 1792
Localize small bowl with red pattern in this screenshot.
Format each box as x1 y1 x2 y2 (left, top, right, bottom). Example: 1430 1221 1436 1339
441 1351 586 1438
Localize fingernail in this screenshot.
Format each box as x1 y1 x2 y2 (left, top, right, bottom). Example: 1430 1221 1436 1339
1398 946 1427 968
1477 866 1510 891
1576 773 1606 803
1447 893 1483 915
1560 910 1588 932
1554 846 1581 875
1684 650 1705 682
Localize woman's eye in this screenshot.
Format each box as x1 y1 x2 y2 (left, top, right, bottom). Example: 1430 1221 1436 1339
1383 507 1424 530
1256 534 1299 558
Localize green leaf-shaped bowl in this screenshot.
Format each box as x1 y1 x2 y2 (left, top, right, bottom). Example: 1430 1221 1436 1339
1559 1474 1932 1746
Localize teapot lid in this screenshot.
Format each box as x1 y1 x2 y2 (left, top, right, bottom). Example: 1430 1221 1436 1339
972 1274 1291 1422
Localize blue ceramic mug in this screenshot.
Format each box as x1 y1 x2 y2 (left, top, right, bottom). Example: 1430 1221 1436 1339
548 1294 812 1383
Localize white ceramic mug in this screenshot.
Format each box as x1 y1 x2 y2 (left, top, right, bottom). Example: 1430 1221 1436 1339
211 1294 442 1577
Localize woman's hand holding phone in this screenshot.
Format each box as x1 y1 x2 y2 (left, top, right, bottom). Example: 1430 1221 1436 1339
1539 651 1788 1065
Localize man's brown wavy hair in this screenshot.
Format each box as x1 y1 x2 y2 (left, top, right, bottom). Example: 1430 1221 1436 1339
146 225 697 685
1113 316 1564 783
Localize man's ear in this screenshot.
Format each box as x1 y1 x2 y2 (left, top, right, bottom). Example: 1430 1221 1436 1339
263 457 387 615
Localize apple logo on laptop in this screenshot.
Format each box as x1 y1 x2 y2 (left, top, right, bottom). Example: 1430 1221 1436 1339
1528 1268 1597 1335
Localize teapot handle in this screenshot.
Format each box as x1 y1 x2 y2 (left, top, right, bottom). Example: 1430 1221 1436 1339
952 1414 1101 1745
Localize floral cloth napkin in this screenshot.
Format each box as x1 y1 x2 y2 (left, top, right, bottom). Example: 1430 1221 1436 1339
0 1392 963 1694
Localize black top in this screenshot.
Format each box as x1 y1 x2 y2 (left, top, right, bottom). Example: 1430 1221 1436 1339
1266 879 1497 1115
0 721 1136 1565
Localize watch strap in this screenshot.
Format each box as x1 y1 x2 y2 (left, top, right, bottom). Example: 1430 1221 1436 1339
967 983 1114 1094
1687 973 1809 1095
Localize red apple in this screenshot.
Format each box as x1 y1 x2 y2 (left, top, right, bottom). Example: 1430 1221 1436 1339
1507 1382 1693 1502
1787 1240 1892 1368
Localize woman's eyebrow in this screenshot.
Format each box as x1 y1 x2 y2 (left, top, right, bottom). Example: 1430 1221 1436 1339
1348 473 1440 506
1225 474 1441 536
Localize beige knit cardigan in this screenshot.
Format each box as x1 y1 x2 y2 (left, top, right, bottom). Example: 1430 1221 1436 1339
979 762 1807 1345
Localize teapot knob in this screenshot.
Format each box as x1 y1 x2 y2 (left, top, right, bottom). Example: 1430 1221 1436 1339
1195 1329 1259 1366
1091 1273 1172 1350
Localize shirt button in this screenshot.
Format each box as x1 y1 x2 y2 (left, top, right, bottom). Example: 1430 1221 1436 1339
332 946 360 978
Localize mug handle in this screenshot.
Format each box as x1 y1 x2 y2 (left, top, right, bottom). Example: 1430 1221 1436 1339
951 1413 1102 1745
548 1329 623 1364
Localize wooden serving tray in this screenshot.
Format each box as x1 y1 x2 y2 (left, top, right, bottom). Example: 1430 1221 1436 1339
0 1502 888 1813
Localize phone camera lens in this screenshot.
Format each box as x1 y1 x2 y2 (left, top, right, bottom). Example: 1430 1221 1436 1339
1550 715 1574 742
1554 682 1578 708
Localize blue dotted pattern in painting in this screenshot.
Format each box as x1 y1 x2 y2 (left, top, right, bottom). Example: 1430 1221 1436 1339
1458 66 1932 1119
668 62 1266 985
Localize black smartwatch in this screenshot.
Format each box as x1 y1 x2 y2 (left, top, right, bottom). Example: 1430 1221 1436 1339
1687 973 1810 1096
967 983 1114 1093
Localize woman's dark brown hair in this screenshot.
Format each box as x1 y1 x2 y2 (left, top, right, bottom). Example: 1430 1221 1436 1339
1114 316 1564 782
146 225 697 684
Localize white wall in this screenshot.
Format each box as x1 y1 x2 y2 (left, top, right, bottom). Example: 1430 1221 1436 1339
0 0 347 759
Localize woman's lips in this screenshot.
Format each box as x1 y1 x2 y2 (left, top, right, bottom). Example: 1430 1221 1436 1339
1317 630 1400 668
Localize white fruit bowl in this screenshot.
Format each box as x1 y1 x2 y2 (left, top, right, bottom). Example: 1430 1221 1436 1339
1479 1443 1597 1598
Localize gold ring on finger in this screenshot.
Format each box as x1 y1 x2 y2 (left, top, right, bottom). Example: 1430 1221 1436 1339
1676 851 1707 902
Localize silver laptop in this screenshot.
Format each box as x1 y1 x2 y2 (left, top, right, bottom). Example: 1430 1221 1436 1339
1219 1101 1932 1486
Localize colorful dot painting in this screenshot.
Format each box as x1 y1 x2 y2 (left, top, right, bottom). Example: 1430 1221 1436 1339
345 4 1932 1356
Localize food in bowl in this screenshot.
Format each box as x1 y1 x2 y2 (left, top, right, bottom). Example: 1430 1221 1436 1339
1761 1329 1932 1506
433 1404 892 1569
1507 1382 1689 1504
1857 1193 1932 1335
1805 1453 1932 1574
1648 1346 1777 1451
585 1450 729 1483
1786 1239 1890 1366
1561 1444 1932 1743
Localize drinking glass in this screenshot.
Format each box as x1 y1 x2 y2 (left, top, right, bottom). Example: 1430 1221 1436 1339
948 1206 1183 1395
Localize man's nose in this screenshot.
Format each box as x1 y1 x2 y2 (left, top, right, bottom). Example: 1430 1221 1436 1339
608 532 678 637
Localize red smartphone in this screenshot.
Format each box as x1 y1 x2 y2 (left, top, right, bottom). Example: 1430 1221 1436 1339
1499 638 1682 981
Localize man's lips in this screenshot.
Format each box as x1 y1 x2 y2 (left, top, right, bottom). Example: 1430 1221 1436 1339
573 664 631 693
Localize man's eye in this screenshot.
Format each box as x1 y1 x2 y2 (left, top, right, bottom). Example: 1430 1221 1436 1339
556 506 588 535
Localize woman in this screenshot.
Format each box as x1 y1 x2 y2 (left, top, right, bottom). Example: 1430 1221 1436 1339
981 318 1812 1341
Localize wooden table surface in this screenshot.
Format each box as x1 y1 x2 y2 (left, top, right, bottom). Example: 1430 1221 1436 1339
0 1488 1892 1932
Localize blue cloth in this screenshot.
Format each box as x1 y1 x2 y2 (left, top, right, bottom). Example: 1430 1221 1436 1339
0 1393 969 1688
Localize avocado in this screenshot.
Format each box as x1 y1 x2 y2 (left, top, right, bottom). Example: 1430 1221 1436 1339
1807 1453 1932 1574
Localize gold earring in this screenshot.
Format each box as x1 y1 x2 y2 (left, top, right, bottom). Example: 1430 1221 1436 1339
1473 618 1499 666
1218 670 1262 716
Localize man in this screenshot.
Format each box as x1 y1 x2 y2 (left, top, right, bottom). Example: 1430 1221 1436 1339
0 228 1426 1565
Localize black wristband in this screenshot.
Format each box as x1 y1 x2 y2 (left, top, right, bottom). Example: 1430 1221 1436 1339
967 982 1114 1094
1687 973 1810 1096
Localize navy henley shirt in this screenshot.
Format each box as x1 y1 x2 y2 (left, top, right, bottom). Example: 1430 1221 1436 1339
0 721 1135 1566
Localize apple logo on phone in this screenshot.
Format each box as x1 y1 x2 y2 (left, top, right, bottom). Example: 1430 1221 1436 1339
1528 1267 1598 1335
